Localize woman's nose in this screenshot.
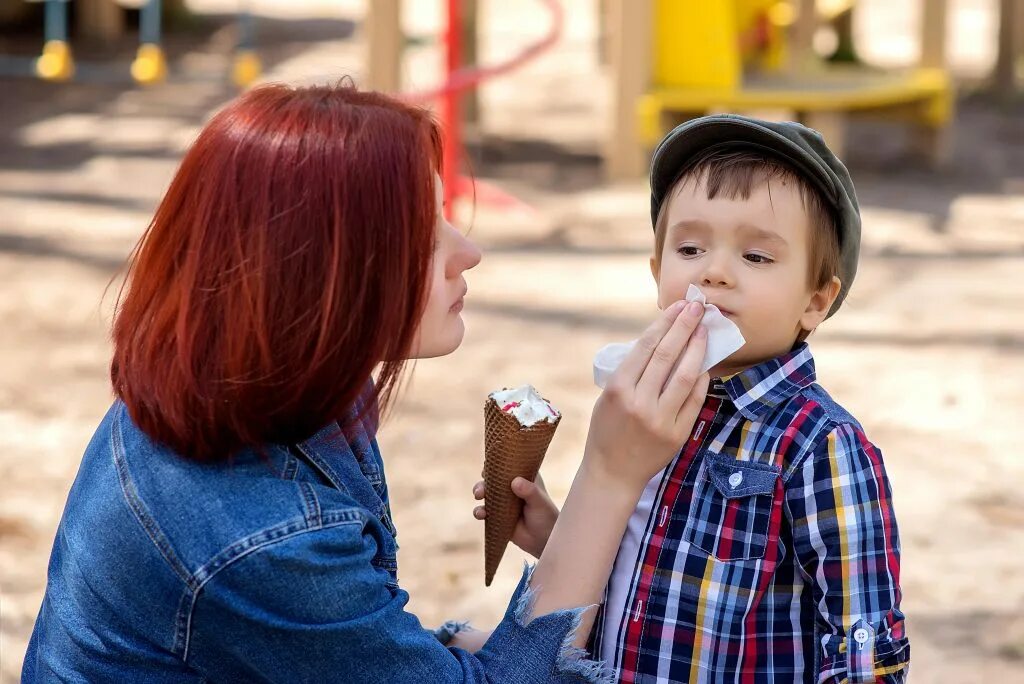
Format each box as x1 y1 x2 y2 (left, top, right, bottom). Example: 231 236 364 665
451 231 482 274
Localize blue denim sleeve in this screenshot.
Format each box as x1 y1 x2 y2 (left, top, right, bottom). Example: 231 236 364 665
185 517 612 683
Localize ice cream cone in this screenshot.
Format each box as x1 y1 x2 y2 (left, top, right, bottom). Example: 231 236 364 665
483 396 560 586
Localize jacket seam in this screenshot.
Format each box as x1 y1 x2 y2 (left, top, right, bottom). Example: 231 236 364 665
298 481 323 528
180 515 366 661
111 407 196 592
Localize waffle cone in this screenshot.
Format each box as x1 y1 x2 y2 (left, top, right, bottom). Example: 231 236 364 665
483 396 560 586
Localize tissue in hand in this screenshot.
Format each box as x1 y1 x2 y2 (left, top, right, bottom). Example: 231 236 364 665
593 285 746 389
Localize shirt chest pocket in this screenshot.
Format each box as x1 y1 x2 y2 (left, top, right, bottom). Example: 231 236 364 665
683 453 782 562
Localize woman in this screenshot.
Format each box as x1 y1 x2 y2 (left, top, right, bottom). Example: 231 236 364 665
23 84 709 683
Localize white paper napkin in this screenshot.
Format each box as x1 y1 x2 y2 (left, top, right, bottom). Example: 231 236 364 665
593 285 746 389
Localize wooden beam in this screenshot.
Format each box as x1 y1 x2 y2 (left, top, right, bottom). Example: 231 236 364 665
788 0 819 73
76 0 125 43
920 0 948 69
605 0 652 180
993 0 1023 97
461 0 481 125
364 0 403 93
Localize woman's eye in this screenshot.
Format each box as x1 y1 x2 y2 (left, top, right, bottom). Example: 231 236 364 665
744 253 774 264
677 245 703 257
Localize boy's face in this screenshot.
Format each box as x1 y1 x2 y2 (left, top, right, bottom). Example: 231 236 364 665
651 175 840 377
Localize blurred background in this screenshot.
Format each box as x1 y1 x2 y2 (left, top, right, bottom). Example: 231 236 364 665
0 0 1021 681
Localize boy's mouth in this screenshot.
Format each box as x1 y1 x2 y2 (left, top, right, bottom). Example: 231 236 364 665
710 303 736 318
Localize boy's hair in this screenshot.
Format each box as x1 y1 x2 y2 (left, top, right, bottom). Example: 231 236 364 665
653 149 841 342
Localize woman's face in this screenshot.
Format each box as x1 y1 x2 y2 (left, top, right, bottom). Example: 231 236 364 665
410 174 482 359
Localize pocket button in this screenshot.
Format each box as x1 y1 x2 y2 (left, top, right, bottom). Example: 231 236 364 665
728 472 743 489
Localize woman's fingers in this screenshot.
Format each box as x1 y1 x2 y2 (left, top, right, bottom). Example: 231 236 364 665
473 506 487 520
656 322 708 414
473 480 485 500
609 301 687 389
635 301 705 400
675 372 710 430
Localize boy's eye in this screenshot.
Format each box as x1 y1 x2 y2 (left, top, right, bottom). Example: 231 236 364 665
744 253 774 264
677 245 704 257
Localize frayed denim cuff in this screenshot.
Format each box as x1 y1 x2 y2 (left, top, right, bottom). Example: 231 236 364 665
476 563 615 683
433 620 473 646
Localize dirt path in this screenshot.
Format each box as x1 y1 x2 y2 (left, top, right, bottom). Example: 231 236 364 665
2 1 1022 681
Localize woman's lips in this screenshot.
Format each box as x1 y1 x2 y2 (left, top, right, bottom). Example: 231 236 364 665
450 284 468 313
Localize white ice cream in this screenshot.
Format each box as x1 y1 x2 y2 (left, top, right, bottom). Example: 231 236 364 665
489 385 560 427
593 284 746 389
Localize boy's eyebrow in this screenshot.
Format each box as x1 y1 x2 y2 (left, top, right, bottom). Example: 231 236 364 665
738 224 789 246
667 219 712 234
668 219 789 246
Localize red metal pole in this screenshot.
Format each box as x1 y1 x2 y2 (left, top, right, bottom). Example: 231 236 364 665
441 0 462 221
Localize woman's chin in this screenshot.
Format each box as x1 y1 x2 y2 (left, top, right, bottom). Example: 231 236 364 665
411 321 466 359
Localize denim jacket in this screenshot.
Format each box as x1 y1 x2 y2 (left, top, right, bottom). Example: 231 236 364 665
23 401 610 683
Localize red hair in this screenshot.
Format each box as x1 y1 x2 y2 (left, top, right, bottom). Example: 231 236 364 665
111 83 442 461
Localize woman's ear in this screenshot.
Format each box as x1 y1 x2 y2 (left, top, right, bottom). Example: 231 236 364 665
800 276 842 333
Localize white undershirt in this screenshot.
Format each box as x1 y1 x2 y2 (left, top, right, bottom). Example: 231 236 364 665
599 466 668 671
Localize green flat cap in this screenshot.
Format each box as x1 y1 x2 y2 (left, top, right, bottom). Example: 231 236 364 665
649 114 861 318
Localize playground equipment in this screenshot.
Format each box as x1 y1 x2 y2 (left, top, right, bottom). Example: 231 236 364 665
606 0 960 178
4 0 262 87
6 0 562 217
33 0 167 84
365 0 563 219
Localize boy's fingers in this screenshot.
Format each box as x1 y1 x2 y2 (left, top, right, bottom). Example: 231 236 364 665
611 301 687 388
473 506 487 520
636 302 704 400
511 477 532 496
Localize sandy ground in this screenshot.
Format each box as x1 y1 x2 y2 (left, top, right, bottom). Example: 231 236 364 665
1 1 1023 681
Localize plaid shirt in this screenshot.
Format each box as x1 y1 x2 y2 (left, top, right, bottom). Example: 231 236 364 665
591 343 909 683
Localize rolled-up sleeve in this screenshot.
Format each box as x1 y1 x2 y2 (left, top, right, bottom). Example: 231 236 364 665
785 423 910 683
185 515 611 683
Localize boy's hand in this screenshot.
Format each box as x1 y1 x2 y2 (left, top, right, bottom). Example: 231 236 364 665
472 473 558 559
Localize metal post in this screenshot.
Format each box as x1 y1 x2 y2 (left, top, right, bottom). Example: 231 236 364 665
441 0 463 220
45 0 69 43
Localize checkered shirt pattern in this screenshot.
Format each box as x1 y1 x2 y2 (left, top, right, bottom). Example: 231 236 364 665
591 343 909 683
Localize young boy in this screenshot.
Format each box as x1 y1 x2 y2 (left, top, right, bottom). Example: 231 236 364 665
587 115 909 683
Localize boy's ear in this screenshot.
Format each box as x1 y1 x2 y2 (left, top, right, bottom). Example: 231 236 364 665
800 276 842 333
649 255 660 287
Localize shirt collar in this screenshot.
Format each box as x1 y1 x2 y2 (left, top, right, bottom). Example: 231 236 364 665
713 342 817 421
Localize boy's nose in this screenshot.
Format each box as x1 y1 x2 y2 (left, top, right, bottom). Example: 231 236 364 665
702 273 730 287
700 257 733 288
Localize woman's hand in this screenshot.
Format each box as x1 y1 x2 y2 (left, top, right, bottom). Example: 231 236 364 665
526 300 710 644
583 299 710 490
472 474 558 559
